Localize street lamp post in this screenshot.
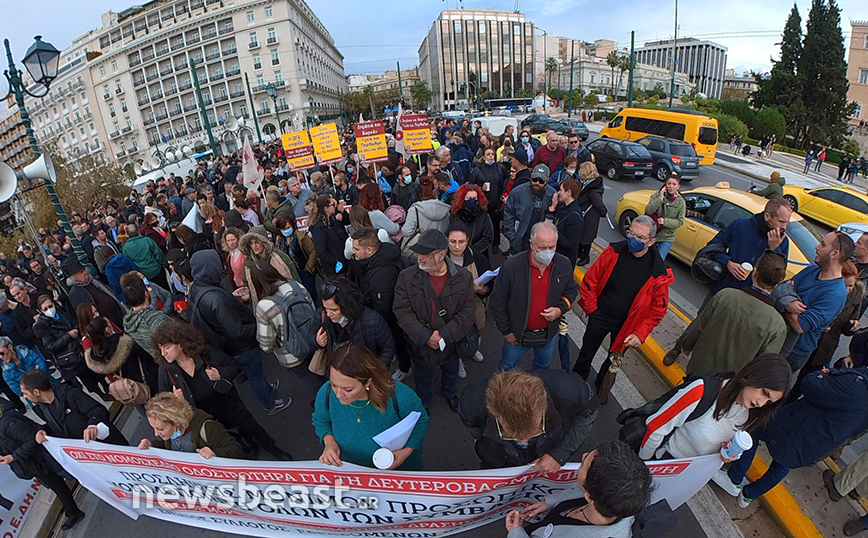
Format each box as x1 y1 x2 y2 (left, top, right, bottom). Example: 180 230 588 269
2 36 93 271
266 82 282 134
189 59 219 156
307 95 314 129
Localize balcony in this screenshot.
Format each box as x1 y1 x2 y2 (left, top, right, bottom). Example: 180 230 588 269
73 80 85 90
229 90 244 98
276 103 291 112
161 13 174 22
183 104 197 112
257 108 271 117
253 62 262 70
122 126 133 134
203 30 218 41
103 93 111 100
214 94 229 103
210 73 224 82
152 90 163 99
121 106 128 113
205 52 221 61
160 67 174 76
133 78 146 87
155 113 169 121
248 41 260 50
129 58 142 67
178 82 193 91
219 25 234 35
171 41 185 51
84 112 93 120
165 87 177 96
142 52 156 61
143 118 155 126
175 60 189 70
201 98 212 106
138 97 150 106
110 131 122 140
272 58 280 66
187 36 201 45
115 87 124 95
252 84 267 93
226 68 241 77
116 150 125 158
156 48 170 57
146 74 160 82
267 37 279 45
74 116 83 124
223 47 237 57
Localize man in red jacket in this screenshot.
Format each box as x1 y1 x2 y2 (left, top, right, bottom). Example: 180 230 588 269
572 215 673 388
531 131 566 174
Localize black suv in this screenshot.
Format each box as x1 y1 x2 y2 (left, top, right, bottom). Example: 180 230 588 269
520 113 551 128
587 139 654 180
634 135 701 182
527 119 584 138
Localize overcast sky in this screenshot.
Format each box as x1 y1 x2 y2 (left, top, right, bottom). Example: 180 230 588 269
0 0 862 86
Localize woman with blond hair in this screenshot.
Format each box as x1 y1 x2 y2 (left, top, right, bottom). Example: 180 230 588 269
137 392 243 459
313 344 428 470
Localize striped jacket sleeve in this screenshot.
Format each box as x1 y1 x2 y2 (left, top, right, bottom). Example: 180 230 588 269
638 378 706 460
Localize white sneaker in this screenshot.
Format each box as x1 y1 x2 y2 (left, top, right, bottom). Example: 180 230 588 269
473 350 484 363
391 368 412 382
737 489 753 509
711 469 744 497
458 359 467 379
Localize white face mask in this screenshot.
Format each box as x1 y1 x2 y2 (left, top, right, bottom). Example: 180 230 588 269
43 307 57 318
533 249 556 266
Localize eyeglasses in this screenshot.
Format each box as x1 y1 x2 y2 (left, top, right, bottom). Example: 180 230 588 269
496 415 546 442
569 140 580 145
531 178 547 184
626 229 651 242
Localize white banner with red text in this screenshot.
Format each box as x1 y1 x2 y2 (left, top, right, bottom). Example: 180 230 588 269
44 438 720 537
0 466 41 538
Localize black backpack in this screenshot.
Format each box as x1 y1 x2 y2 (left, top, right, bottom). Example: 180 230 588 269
617 372 731 453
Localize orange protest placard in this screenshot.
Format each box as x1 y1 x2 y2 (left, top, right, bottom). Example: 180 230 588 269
281 130 315 171
398 114 432 154
353 121 388 164
310 123 342 165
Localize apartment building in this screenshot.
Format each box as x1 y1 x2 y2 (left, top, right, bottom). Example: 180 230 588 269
0 96 37 172
635 37 727 99
847 20 868 125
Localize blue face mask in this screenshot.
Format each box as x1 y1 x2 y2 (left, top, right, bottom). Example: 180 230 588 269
403 175 412 184
484 159 494 165
347 167 354 174
143 278 150 286
170 429 182 440
337 315 348 325
377 171 383 179
281 228 293 237
627 236 646 253
464 199 478 210
521 136 530 144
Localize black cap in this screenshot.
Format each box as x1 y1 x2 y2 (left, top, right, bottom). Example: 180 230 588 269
62 256 86 276
409 229 448 255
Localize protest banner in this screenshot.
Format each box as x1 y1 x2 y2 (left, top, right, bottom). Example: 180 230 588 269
310 123 342 165
281 130 315 171
0 466 42 538
44 438 721 538
353 121 387 164
396 113 432 155
241 135 263 191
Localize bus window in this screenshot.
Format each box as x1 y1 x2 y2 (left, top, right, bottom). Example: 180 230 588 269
698 127 718 145
608 115 623 128
625 117 685 139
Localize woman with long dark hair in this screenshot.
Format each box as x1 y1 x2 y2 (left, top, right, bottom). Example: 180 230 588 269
358 183 399 237
308 195 349 280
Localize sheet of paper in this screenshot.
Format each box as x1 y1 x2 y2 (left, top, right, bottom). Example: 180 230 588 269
476 267 500 285
373 411 421 451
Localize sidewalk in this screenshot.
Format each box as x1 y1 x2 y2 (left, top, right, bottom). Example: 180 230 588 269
577 241 868 538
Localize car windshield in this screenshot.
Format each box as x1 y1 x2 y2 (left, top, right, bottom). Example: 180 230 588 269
547 121 566 130
786 219 823 262
671 144 697 157
625 145 652 158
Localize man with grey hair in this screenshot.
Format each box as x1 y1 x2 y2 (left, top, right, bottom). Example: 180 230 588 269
573 214 673 390
491 221 579 371
434 145 465 184
262 185 296 235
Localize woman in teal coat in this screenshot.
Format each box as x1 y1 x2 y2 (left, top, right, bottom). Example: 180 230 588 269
313 344 429 470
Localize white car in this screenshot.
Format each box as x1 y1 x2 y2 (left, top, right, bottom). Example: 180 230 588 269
837 222 868 242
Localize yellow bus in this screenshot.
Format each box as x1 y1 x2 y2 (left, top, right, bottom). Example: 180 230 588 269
600 108 719 165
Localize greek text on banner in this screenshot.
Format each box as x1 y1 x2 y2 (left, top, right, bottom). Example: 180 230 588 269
310 123 342 165
44 438 721 538
398 114 433 155
281 130 315 171
353 121 387 164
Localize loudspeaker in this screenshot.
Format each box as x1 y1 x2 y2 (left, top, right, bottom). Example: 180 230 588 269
20 153 57 185
181 145 193 157
134 162 143 175
225 116 238 131
0 162 19 203
164 150 175 163
148 156 161 169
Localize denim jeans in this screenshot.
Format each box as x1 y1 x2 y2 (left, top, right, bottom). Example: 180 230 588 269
727 439 790 500
498 335 557 371
233 347 275 409
656 240 673 260
558 333 572 371
412 356 459 408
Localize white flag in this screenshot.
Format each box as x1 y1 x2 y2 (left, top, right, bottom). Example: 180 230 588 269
395 101 406 158
241 134 262 192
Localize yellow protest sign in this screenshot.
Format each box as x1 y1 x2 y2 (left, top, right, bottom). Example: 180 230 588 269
354 121 388 164
281 130 315 171
398 114 433 154
310 123 342 165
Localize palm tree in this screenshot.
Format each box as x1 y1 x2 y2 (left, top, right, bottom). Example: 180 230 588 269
606 51 619 96
544 57 559 97
615 55 632 100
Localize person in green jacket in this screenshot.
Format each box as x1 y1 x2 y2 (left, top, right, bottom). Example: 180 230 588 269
122 225 167 286
750 171 786 199
679 250 789 374
644 175 686 260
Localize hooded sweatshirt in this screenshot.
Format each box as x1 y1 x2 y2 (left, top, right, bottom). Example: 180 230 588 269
401 199 452 239
238 231 300 304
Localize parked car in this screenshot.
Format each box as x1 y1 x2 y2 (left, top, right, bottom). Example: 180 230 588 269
560 118 590 140
782 186 868 229
520 113 551 128
634 135 701 182
586 138 654 180
615 182 821 279
838 222 868 242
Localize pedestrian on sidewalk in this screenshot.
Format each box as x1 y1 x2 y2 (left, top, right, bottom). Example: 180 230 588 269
824 451 868 535
767 134 777 157
839 156 851 182
804 151 814 174
716 366 868 510
815 148 827 172
733 136 743 154
643 176 686 261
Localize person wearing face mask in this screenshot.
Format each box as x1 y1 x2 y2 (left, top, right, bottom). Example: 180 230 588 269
393 229 477 411
449 184 494 257
274 216 318 300
491 222 579 371
548 156 580 190
61 257 127 329
573 215 673 392
470 147 508 255
309 277 395 368
503 164 556 255
389 165 420 211
513 129 540 166
138 392 243 459
644 175 686 260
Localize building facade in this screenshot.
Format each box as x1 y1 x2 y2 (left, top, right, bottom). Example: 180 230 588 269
419 9 535 111
346 68 420 103
25 0 345 172
0 96 37 172
552 57 694 99
722 69 759 100
635 37 727 99
846 20 868 126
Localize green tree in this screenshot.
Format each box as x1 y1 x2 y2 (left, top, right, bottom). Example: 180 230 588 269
797 0 855 148
843 139 861 156
342 91 369 120
711 114 750 143
718 99 756 130
615 55 631 99
409 81 433 109
606 51 619 95
361 86 376 119
585 93 600 106
751 107 787 139
544 57 559 95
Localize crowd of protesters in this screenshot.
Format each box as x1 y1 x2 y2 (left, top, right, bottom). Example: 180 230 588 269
0 115 867 537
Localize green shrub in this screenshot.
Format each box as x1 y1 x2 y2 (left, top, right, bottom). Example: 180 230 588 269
751 107 787 140
712 113 749 143
593 110 606 121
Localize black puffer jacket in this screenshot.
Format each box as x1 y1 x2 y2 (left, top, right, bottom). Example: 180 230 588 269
85 333 160 395
307 307 395 367
577 175 606 245
450 208 494 254
32 311 81 366
0 409 63 479
470 162 507 210
188 249 257 356
309 217 349 279
347 241 408 320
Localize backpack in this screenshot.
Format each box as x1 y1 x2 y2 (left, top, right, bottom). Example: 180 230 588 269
616 372 730 453
265 280 316 359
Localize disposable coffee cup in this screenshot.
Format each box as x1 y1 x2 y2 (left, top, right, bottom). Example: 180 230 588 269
373 448 395 470
721 431 753 459
741 262 753 273
483 182 490 192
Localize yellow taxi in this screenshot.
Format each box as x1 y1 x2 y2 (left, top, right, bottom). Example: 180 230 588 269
782 186 868 229
615 182 822 278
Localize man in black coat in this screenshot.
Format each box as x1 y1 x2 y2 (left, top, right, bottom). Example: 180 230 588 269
459 369 598 472
21 369 127 446
348 229 412 379
490 221 579 371
187 250 289 415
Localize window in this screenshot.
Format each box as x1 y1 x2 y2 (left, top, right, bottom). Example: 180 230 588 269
99 66 106 77
478 21 486 33
111 60 118 72
683 193 717 221
239 104 248 116
271 49 279 65
90 123 97 134
712 201 752 229
859 68 868 85
79 127 86 138
812 189 843 203
265 6 273 18
256 74 265 86
249 32 258 45
260 98 269 110
855 103 863 119
454 22 461 33
109 104 116 116
513 24 520 35
274 69 283 83
247 11 254 22
840 193 868 213
126 117 133 128
624 117 686 140
698 127 718 146
268 27 276 41
253 53 261 69
120 98 127 111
